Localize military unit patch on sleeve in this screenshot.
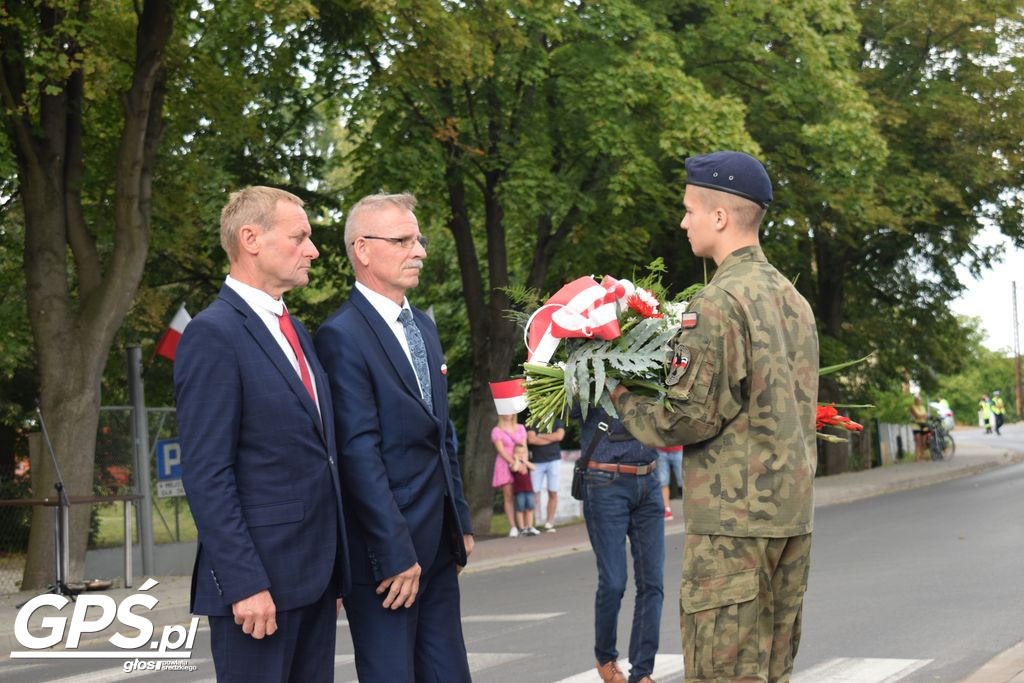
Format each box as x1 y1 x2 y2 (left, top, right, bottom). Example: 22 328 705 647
673 345 690 372
681 312 698 329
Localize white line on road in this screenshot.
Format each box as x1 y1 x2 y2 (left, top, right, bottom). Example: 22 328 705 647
793 657 933 682
338 652 527 683
555 654 685 682
338 611 564 627
12 658 213 683
462 612 564 622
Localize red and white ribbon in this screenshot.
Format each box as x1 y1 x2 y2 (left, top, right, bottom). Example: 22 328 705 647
525 275 636 364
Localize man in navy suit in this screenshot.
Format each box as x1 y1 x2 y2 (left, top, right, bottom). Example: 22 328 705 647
315 192 474 681
175 186 349 682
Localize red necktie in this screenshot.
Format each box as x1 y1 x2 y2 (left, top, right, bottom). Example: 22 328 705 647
278 309 315 402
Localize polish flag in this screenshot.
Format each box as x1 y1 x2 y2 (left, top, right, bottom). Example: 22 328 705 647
489 379 527 415
155 304 191 361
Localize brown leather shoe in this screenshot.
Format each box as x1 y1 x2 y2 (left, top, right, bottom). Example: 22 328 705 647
595 659 627 683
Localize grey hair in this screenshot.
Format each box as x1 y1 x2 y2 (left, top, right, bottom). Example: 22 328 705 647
343 192 418 259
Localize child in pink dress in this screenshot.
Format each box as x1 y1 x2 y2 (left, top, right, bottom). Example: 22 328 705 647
492 413 528 537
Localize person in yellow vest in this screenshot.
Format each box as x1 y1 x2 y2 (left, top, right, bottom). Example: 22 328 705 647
991 391 1005 436
979 395 992 434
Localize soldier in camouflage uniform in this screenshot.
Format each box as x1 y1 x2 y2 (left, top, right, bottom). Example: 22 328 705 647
610 151 818 682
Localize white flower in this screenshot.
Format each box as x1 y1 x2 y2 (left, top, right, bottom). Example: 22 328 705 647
662 300 689 328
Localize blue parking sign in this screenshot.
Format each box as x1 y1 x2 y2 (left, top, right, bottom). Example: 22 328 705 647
155 438 182 480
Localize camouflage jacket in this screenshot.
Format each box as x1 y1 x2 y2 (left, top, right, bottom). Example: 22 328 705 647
614 245 819 537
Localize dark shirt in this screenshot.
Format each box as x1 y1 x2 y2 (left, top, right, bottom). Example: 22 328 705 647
529 419 565 463
572 405 657 465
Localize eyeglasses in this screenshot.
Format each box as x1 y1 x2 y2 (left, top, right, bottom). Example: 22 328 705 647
357 234 429 250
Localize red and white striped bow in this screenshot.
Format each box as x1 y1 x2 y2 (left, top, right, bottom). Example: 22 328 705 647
525 275 636 364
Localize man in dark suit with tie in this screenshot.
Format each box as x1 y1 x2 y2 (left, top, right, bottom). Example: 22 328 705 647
314 192 474 682
174 186 349 682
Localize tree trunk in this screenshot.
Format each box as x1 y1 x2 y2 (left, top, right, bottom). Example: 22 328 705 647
22 369 100 588
464 386 502 536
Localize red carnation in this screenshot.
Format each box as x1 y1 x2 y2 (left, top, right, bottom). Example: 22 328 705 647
627 289 663 319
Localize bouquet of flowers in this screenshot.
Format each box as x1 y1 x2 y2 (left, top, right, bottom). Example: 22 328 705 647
517 261 698 431
513 261 867 441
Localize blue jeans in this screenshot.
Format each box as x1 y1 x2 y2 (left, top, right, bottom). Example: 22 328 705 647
583 468 665 682
656 449 683 489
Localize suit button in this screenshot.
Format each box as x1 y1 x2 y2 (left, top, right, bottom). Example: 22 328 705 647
329 457 335 465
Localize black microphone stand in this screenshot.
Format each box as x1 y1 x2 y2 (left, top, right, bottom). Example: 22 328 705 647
17 402 83 606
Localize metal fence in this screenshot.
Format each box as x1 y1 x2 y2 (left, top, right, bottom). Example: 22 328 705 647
0 406 190 595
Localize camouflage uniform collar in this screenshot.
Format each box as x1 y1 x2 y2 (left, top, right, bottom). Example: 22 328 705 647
716 244 765 273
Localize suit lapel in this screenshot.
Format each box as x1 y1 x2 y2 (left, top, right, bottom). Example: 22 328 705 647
219 286 326 442
350 288 433 416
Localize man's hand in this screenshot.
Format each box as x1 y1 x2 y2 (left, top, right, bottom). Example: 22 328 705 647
376 562 421 609
610 383 628 403
233 589 277 639
458 534 475 575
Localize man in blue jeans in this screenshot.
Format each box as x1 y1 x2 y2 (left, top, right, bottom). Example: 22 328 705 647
573 405 664 683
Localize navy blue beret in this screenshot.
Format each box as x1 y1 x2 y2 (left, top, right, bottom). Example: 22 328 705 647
684 151 773 208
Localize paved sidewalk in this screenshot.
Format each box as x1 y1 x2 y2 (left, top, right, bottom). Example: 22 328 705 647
3 434 1023 680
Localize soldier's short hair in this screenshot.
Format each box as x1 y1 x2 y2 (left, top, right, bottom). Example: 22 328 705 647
693 186 767 230
220 186 304 262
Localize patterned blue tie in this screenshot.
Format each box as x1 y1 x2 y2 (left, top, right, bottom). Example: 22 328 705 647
398 308 433 411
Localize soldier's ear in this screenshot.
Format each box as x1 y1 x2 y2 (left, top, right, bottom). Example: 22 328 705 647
712 206 728 231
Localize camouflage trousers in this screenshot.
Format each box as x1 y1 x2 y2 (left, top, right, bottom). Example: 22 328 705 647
680 533 812 682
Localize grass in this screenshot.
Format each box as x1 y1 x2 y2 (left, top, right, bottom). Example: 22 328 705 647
92 501 573 547
91 496 198 548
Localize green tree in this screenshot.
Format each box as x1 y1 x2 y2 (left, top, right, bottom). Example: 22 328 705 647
109 2 371 409
1 0 175 588
672 0 1024 402
340 0 754 530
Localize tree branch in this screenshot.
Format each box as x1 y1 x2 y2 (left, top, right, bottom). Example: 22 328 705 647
92 0 172 327
63 21 101 297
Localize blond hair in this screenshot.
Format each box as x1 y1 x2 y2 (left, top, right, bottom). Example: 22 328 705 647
220 186 304 261
343 192 418 259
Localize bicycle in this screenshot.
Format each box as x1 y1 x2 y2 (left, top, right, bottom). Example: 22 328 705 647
926 416 955 461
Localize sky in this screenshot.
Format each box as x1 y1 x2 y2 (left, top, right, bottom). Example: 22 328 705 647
950 226 1024 354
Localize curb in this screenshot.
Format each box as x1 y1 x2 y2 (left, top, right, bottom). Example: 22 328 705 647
813 451 1024 508
960 640 1024 682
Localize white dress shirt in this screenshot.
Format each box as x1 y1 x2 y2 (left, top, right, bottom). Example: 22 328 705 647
224 275 320 413
354 281 424 387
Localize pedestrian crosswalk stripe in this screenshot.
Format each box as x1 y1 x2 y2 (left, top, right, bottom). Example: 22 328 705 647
0 653 938 682
555 654 685 682
553 656 933 683
462 612 564 622
338 612 563 627
20 659 214 683
337 653 527 683
792 657 932 682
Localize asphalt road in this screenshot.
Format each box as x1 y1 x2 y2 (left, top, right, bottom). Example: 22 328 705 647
796 448 1024 681
4 426 1022 682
